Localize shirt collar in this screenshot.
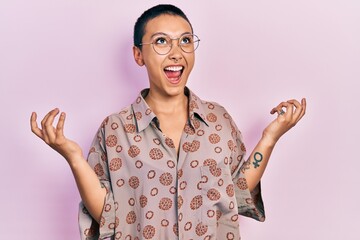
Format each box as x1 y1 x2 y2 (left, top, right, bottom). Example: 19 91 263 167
131 87 208 133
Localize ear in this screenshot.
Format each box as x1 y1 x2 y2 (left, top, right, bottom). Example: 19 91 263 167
133 46 144 66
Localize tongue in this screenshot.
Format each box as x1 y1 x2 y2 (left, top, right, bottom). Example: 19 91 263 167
165 70 181 79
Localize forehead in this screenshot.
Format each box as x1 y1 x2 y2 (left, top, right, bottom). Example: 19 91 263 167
143 14 192 38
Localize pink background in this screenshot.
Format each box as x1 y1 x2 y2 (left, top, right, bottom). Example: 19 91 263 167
1 0 359 239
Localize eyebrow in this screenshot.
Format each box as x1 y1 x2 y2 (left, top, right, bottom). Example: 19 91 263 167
150 31 193 39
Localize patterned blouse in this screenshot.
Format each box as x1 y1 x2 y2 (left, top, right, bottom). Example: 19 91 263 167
79 88 265 240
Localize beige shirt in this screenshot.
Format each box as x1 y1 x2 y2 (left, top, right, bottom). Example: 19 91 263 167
79 88 265 240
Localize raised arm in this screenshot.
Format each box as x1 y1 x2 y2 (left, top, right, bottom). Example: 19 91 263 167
30 108 106 222
243 98 306 191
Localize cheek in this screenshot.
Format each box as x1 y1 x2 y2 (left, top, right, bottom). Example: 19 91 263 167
145 56 164 71
186 55 195 72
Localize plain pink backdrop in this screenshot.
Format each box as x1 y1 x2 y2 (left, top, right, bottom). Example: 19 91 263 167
1 0 359 239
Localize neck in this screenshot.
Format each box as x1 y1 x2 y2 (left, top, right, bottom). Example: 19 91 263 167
145 89 188 115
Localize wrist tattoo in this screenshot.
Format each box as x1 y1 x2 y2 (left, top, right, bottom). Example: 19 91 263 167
252 152 263 168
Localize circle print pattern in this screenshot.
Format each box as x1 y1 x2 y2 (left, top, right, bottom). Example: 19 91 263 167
147 170 156 179
145 211 154 219
184 124 195 135
207 210 215 218
111 122 118 130
150 187 158 196
206 113 217 122
159 172 173 186
189 100 199 111
134 135 142 142
143 225 155 239
165 137 175 148
126 211 136 224
84 227 96 237
184 222 192 231
161 219 169 227
227 140 235 151
227 232 235 240
178 212 183 221
128 145 140 158
209 133 220 144
128 198 135 206
226 184 234 197
129 176 140 189
149 148 164 160
126 114 133 120
115 232 122 240
190 195 203 210
104 204 111 212
207 188 221 201
153 138 161 145
192 119 201 129
109 158 122 171
159 197 173 210
237 178 248 190
135 111 142 120
173 223 179 236
167 160 175 168
94 163 104 177
116 179 125 187
140 195 147 208
116 145 122 153
195 222 208 236
101 117 109 127
240 142 246 152
135 160 143 169
106 135 117 147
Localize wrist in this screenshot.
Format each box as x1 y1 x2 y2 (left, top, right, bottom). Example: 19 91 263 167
260 132 278 148
66 153 86 169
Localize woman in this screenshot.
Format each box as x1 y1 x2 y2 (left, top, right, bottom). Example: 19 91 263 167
30 4 306 239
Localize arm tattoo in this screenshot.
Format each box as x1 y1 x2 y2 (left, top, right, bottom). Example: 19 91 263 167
240 159 251 173
252 152 263 168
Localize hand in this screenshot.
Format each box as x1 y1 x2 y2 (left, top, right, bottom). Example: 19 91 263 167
30 108 83 163
262 98 306 146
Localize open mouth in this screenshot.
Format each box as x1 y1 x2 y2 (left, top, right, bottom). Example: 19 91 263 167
164 66 184 83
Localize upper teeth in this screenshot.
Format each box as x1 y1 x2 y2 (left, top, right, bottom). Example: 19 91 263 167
165 66 183 71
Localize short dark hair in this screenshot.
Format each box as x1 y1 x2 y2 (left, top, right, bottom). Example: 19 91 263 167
133 4 193 49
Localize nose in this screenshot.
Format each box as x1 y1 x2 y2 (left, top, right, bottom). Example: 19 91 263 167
168 39 183 61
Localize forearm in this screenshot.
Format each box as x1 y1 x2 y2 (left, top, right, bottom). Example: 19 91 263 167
68 156 106 223
243 135 276 191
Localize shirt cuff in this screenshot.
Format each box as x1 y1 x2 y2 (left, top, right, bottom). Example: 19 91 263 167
78 182 116 240
234 174 266 222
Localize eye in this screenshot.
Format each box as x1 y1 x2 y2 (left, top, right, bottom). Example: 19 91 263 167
154 36 168 45
180 35 193 45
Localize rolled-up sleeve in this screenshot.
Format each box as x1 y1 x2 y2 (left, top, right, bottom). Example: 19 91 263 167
230 120 265 222
78 126 116 240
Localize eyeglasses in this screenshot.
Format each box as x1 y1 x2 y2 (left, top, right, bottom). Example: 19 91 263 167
138 33 200 55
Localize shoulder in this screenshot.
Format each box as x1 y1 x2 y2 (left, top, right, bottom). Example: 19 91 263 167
98 104 134 131
192 91 242 138
191 90 234 123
